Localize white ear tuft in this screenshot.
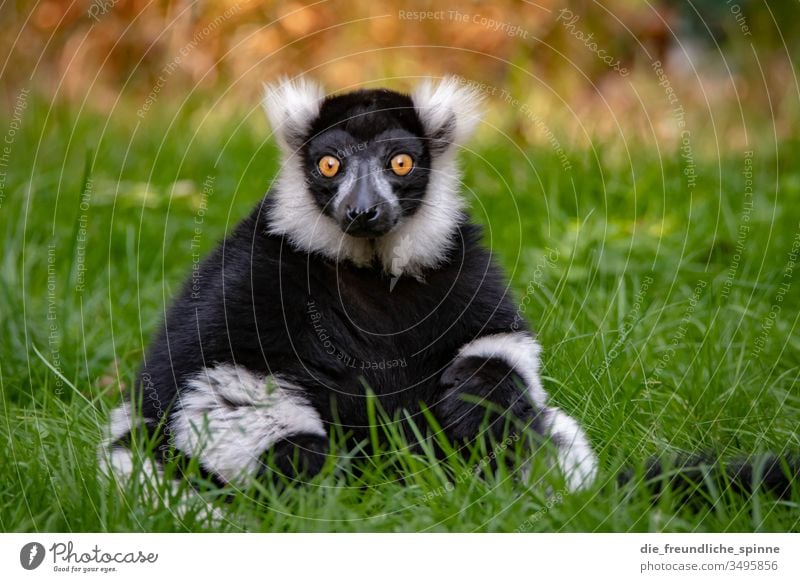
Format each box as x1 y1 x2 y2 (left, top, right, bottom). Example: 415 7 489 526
411 76 484 154
262 76 326 153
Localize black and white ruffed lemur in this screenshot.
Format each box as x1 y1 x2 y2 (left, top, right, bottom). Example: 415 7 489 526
102 77 797 498
101 76 596 491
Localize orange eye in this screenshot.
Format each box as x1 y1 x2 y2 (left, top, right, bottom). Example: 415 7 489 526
318 155 340 178
390 153 414 176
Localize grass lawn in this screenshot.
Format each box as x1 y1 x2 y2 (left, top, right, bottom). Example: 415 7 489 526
1 98 798 532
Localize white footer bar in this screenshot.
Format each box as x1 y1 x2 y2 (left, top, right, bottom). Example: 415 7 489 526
1 533 797 581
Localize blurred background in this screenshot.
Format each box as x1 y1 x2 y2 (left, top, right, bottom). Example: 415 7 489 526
2 0 799 148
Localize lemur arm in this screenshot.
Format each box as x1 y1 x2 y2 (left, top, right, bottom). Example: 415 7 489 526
436 331 597 490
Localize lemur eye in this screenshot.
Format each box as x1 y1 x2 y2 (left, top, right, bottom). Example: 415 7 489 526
318 155 341 178
390 153 414 176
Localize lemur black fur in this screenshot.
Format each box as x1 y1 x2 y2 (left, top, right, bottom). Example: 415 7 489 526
101 77 796 502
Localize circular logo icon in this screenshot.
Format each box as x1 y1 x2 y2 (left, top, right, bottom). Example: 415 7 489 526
20 542 46 570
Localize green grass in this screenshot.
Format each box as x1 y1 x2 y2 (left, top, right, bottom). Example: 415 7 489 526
1 97 799 532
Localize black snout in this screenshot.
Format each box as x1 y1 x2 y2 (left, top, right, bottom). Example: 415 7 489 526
336 162 397 237
345 205 381 231
342 203 393 237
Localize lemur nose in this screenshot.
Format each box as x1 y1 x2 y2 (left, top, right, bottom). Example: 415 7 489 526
345 206 380 224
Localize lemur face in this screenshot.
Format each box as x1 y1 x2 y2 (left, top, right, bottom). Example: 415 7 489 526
263 77 483 274
303 90 432 238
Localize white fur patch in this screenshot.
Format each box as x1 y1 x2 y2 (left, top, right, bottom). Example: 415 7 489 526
98 435 225 525
262 76 479 279
98 404 226 526
262 76 326 154
98 402 155 481
457 332 547 408
411 75 484 152
542 406 598 491
267 156 377 267
378 154 465 279
99 445 163 487
381 76 483 277
452 332 596 491
171 364 325 485
263 76 376 269
107 401 139 441
98 404 174 499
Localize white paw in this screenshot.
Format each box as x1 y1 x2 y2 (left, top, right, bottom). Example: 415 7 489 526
542 406 597 491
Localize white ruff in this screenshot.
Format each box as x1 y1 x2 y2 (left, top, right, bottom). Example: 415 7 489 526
171 364 325 484
457 332 547 408
262 76 481 278
411 76 484 150
378 155 465 278
262 76 326 153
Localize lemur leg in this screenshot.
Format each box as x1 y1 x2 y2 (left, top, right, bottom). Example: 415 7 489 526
171 364 328 485
437 332 597 491
102 364 328 488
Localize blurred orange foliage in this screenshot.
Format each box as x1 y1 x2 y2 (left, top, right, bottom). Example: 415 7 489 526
2 0 797 149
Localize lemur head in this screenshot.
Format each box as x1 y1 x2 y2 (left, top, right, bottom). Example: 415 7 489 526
263 76 482 277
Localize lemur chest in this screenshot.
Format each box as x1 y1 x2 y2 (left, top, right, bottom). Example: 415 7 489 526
284 257 478 393
303 265 456 356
